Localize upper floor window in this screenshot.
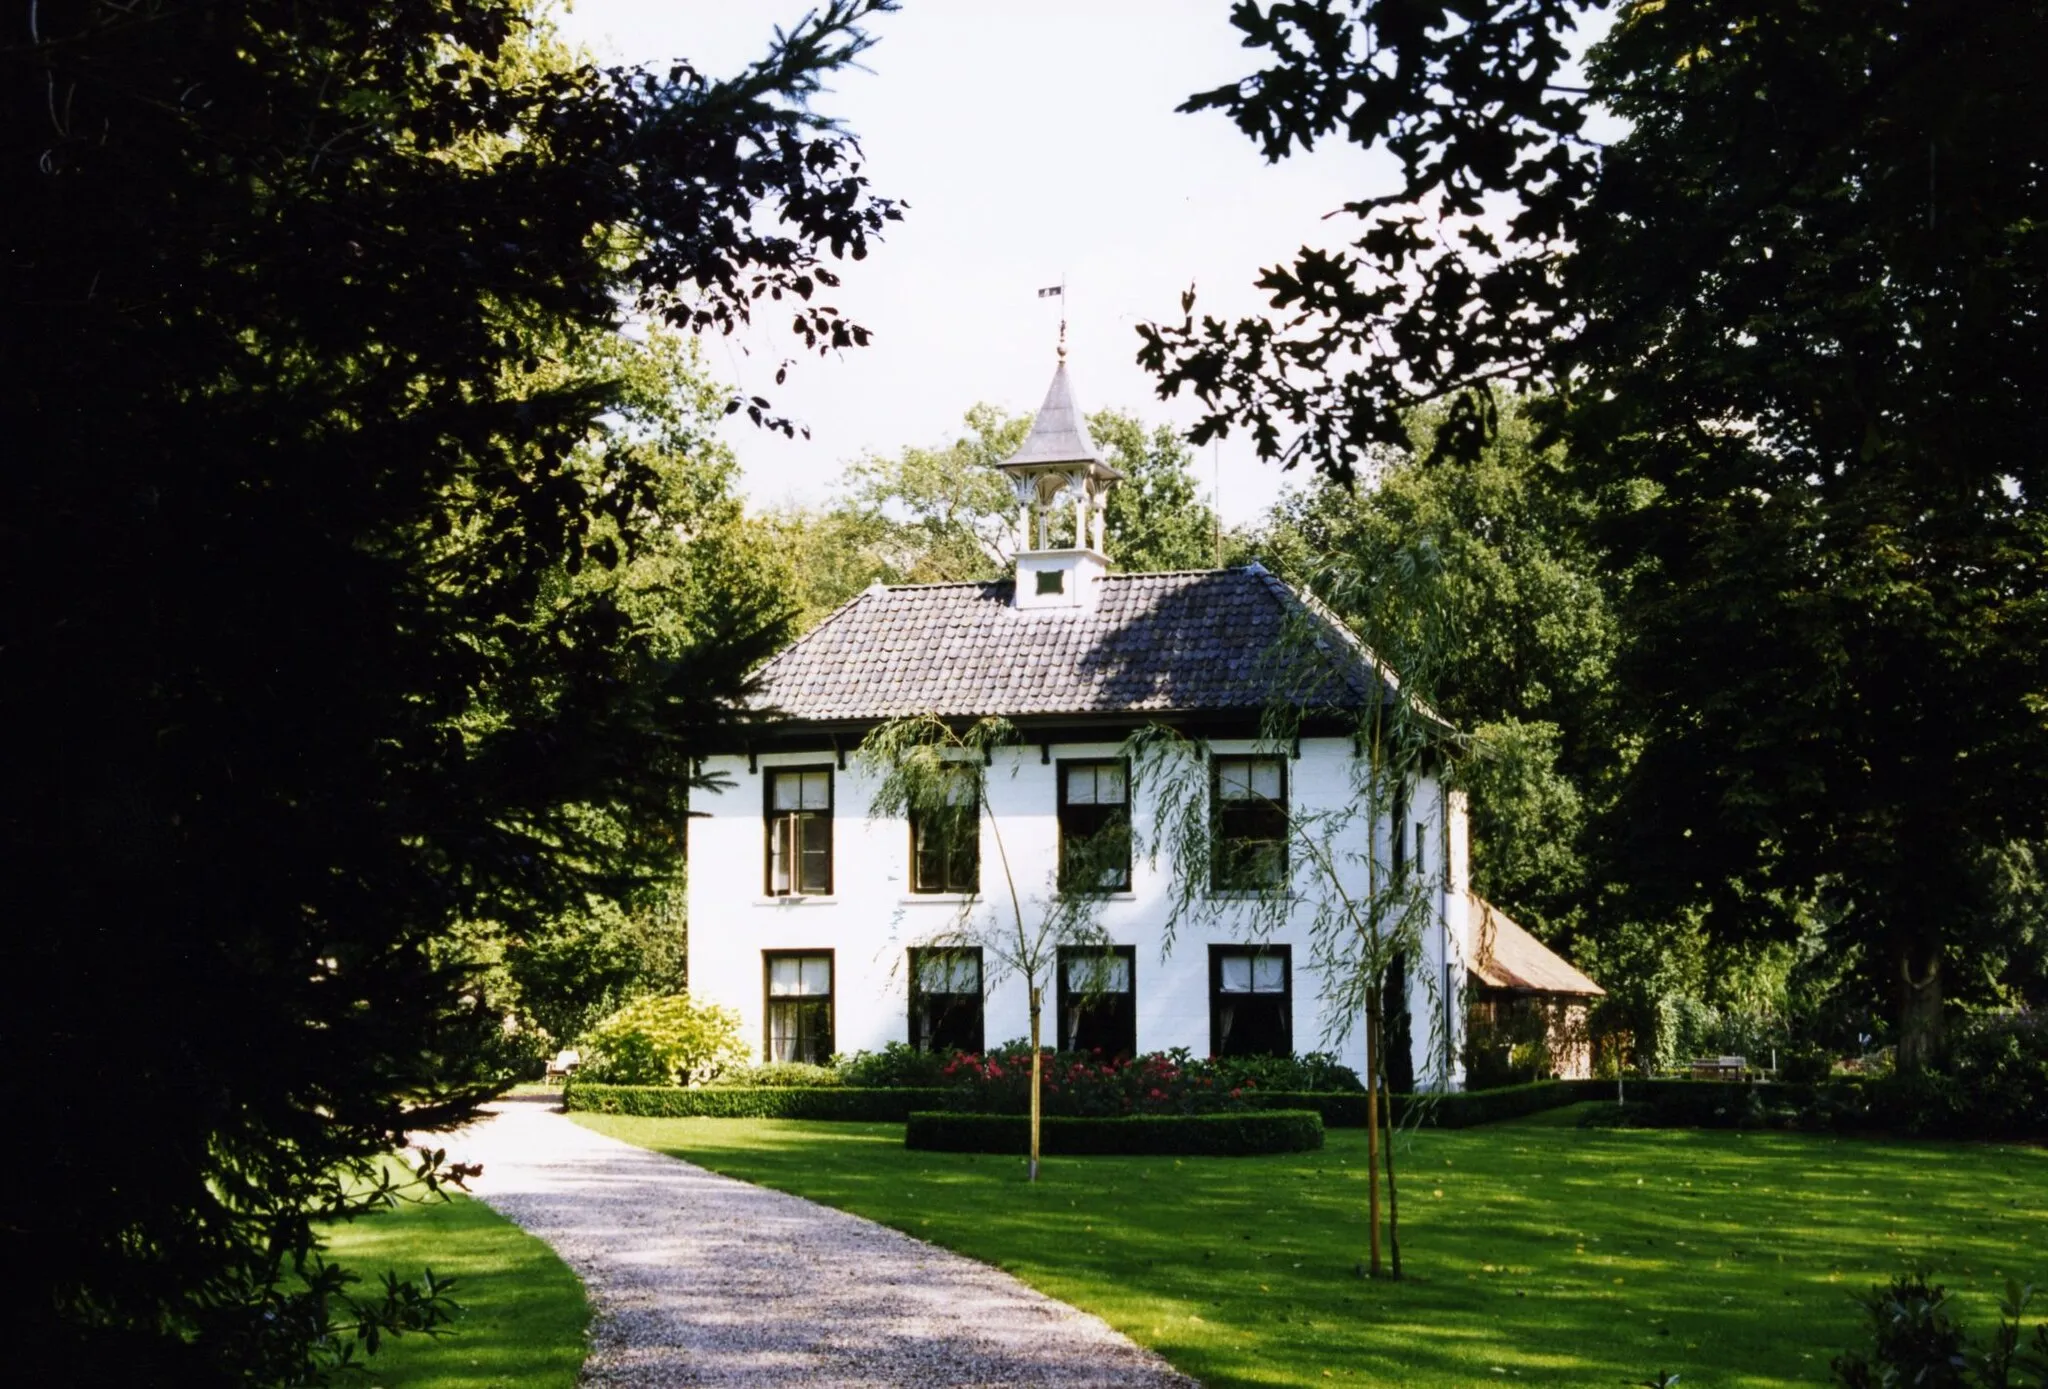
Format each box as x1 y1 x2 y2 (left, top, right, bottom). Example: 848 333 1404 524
1212 755 1288 891
909 947 984 1053
765 951 833 1063
1058 759 1131 892
1057 945 1136 1058
766 767 832 896
911 765 979 894
1210 944 1292 1057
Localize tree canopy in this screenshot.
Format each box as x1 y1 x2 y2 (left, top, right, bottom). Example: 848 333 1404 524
4 0 895 1378
1145 0 2048 1062
768 400 1218 627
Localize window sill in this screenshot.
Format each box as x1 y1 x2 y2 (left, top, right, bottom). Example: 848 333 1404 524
756 895 838 906
900 892 979 905
1205 889 1297 902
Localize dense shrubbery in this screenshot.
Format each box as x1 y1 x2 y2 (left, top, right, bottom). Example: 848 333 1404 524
1874 1014 2047 1140
905 1108 1325 1156
1828 1274 2046 1388
576 994 747 1086
934 1045 1363 1117
835 1042 961 1088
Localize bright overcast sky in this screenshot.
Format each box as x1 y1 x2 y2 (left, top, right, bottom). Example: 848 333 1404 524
555 1 1405 526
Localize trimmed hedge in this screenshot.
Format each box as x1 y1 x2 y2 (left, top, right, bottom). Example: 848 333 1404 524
905 1109 1325 1156
565 1083 950 1121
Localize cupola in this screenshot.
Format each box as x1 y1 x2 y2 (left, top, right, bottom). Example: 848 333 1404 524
997 338 1121 610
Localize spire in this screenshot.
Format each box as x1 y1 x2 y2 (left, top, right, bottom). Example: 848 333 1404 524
997 345 1121 608
998 355 1118 475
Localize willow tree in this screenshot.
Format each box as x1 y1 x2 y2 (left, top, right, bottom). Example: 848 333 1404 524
1125 544 1460 1278
858 714 1119 1181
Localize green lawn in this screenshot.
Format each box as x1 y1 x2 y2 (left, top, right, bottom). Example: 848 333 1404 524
574 1107 2044 1389
319 1185 588 1388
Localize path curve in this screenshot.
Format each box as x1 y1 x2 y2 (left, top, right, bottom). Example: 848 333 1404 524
438 1096 1199 1387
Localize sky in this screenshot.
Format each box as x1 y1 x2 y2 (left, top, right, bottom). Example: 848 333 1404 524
554 1 1407 527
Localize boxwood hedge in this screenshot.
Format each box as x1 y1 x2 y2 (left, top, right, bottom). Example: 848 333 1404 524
904 1108 1324 1156
565 1083 950 1121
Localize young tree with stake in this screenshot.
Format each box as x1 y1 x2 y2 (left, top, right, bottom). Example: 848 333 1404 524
858 714 1121 1181
1125 547 1461 1277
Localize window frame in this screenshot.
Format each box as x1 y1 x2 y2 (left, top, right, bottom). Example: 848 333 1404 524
763 765 834 897
1057 758 1132 893
1211 754 1289 892
1055 944 1138 1059
907 946 985 1054
908 764 980 895
762 949 835 1064
1208 943 1293 1058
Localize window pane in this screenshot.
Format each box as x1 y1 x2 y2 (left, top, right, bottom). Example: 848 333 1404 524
1063 954 1130 994
1219 955 1252 993
772 770 830 810
1218 760 1251 800
769 818 791 893
1219 757 1282 800
768 955 830 997
1248 759 1282 799
1096 764 1126 805
1064 762 1126 806
1252 955 1285 993
799 814 831 893
917 951 978 994
941 767 976 806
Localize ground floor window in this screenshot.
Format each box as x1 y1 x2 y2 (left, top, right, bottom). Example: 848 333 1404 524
1209 944 1291 1057
1058 945 1136 1058
765 951 833 1064
909 947 984 1054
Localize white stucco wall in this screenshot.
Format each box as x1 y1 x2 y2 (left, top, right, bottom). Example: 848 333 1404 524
686 736 1467 1089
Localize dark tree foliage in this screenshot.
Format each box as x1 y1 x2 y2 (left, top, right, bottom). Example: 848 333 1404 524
2 1 897 1381
1143 0 2048 1065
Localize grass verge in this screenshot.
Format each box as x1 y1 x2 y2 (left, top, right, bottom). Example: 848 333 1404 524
574 1105 2044 1389
319 1183 587 1388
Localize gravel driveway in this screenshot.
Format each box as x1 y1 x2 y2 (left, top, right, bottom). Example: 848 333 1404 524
439 1095 1199 1387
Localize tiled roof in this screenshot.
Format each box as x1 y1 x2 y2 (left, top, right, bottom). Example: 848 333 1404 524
1468 896 1605 997
752 566 1391 723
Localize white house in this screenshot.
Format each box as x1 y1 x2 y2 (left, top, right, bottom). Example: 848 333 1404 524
686 354 1474 1089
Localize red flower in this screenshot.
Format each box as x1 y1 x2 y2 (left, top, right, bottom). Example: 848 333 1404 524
1230 1087 1243 1098
1148 1087 1165 1100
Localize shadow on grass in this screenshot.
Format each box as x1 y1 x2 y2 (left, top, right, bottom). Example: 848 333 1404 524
319 1185 588 1389
575 1112 2046 1389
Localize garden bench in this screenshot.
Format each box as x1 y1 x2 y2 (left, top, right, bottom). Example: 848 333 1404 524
544 1049 581 1087
1688 1055 1747 1081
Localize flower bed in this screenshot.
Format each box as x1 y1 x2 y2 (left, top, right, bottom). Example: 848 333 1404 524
935 1045 1361 1117
904 1108 1325 1156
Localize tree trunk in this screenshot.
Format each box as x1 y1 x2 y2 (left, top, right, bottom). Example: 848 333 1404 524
1364 991 1383 1277
1380 1028 1402 1280
1028 984 1043 1183
1893 936 1944 1073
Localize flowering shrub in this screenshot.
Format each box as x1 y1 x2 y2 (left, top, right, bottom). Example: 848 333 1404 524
577 993 747 1086
937 1045 1363 1117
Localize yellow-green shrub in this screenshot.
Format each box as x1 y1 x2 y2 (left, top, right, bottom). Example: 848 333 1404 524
577 994 746 1086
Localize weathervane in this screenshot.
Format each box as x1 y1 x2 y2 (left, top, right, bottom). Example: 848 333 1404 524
1037 278 1066 360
